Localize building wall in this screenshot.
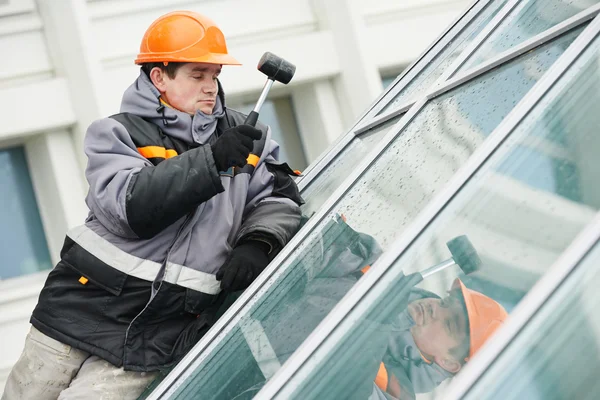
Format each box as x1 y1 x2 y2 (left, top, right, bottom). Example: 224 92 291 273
0 0 470 390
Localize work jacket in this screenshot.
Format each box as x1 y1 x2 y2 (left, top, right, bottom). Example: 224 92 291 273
30 71 303 372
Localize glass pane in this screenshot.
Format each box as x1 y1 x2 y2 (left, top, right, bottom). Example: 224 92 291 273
378 0 509 115
457 0 597 74
464 238 600 400
0 146 52 279
301 115 402 218
162 29 582 400
278 34 600 400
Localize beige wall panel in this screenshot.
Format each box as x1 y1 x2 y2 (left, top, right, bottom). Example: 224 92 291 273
0 30 53 81
368 7 469 70
0 78 75 140
0 0 36 17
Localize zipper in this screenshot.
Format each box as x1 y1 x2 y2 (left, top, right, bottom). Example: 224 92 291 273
123 208 200 359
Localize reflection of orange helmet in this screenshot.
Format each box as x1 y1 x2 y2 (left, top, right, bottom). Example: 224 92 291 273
453 279 508 360
135 11 241 66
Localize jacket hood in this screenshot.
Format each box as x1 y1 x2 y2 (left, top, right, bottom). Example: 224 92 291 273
120 70 227 145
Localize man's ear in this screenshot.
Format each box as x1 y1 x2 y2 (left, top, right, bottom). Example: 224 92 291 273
149 67 168 93
440 358 462 374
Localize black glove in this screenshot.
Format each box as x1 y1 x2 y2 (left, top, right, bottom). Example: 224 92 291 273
211 125 262 171
216 240 271 292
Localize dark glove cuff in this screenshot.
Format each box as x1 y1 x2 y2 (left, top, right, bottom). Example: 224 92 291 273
237 238 272 255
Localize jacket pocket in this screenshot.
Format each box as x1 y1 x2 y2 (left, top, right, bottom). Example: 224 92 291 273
61 237 127 296
35 238 130 333
38 262 114 333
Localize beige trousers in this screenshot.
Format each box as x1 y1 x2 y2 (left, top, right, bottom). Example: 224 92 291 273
2 326 158 400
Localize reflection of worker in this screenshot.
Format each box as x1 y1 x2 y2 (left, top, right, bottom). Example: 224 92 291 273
371 279 508 400
2 10 302 400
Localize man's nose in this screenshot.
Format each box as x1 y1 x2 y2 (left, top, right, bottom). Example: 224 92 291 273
203 81 217 94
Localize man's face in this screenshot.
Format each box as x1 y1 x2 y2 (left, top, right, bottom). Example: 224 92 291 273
152 62 221 115
408 295 468 373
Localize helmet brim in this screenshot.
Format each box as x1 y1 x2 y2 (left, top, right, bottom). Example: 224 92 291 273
135 53 241 66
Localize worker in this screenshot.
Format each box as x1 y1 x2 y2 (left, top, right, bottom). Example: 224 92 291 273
369 278 508 400
2 10 303 400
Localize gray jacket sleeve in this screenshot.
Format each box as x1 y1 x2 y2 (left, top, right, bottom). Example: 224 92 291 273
84 118 224 239
234 131 303 251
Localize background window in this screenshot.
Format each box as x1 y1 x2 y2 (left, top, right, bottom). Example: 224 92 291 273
0 146 52 280
381 74 398 89
231 96 307 171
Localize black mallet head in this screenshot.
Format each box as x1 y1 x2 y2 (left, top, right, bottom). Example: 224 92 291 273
446 235 482 275
257 52 296 84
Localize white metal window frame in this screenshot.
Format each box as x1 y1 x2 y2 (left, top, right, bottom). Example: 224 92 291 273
145 2 598 398
254 14 600 398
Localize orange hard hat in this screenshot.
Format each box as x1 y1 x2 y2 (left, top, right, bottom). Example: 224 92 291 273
453 279 508 360
135 11 241 66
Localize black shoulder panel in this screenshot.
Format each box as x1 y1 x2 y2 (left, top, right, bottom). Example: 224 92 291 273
110 113 162 148
110 113 190 165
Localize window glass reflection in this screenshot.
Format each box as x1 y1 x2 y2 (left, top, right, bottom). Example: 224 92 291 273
279 34 600 400
163 29 582 400
301 116 402 218
330 29 579 251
